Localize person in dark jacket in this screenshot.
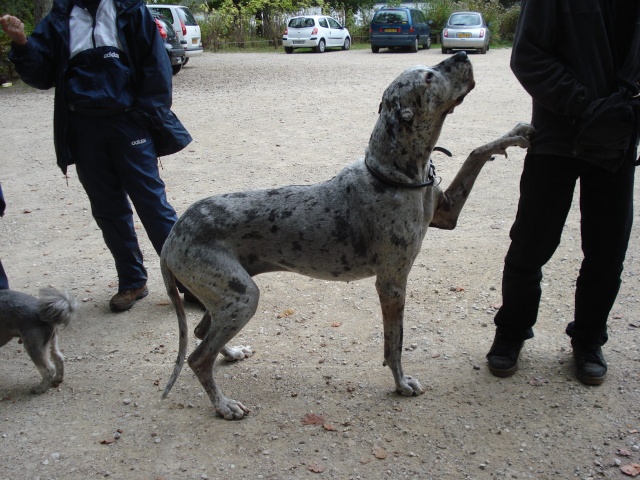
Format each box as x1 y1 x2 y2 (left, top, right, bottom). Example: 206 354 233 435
1 0 194 312
486 0 640 385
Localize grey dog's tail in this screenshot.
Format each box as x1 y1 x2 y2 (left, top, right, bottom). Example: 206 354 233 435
160 257 189 400
37 288 77 327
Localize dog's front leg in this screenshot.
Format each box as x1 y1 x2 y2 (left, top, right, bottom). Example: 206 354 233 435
376 277 424 397
430 122 534 230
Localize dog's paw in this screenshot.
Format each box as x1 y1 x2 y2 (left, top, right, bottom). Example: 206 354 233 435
396 375 425 397
31 383 51 395
215 398 251 420
221 345 253 362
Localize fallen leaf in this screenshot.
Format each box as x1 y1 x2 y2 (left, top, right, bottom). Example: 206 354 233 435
621 464 640 477
277 308 295 318
372 446 387 459
613 314 624 319
450 286 465 292
323 423 337 431
331 322 342 328
308 463 325 473
23 209 32 214
301 413 325 425
99 439 115 445
618 448 633 457
360 457 372 464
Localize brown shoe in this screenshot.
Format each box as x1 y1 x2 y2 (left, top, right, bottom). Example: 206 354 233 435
109 285 149 312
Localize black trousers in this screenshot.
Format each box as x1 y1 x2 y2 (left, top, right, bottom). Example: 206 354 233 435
494 153 635 347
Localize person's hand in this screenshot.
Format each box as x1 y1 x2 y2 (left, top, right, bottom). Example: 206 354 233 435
0 15 27 46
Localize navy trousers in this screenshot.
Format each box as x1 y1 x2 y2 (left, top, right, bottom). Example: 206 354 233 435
494 153 635 348
69 111 178 291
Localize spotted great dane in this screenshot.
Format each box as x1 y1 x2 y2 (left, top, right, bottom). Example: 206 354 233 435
160 51 534 419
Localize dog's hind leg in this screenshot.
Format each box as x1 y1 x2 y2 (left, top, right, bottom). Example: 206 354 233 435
49 332 64 387
21 328 56 394
194 312 253 361
376 275 425 397
188 265 260 419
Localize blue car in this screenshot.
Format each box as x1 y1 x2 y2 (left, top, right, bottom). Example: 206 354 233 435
370 7 432 53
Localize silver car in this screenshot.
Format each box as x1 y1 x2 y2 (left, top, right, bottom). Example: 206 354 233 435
441 11 490 54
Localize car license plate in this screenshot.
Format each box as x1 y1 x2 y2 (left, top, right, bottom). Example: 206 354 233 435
457 33 471 38
293 40 305 44
384 28 399 32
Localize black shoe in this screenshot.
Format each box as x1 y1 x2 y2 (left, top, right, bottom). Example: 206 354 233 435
572 340 607 385
486 332 524 377
183 290 205 310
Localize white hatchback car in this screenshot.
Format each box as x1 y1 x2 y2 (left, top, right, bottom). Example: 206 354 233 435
147 4 203 62
282 15 351 54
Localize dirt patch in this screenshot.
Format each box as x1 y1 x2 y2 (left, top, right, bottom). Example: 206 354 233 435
1 48 640 480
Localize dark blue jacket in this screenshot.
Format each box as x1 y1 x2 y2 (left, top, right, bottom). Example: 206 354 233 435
9 0 191 174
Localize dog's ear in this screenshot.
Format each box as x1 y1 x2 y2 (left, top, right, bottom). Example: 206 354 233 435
378 101 383 114
425 71 434 83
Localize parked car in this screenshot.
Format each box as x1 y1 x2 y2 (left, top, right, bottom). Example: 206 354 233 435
370 6 432 53
282 16 351 54
152 13 186 75
147 4 203 64
441 11 490 54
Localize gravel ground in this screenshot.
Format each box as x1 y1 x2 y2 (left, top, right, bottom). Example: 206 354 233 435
1 46 640 480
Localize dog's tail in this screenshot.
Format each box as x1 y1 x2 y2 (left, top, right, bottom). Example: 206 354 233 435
160 257 188 400
37 288 77 328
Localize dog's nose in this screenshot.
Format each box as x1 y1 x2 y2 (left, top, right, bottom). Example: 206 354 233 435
453 51 468 62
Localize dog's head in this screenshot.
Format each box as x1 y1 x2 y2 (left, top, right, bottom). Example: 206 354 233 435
369 51 475 165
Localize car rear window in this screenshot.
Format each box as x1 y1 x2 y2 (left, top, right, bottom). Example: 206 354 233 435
177 7 198 26
288 17 316 28
448 14 481 27
148 6 174 23
373 10 409 24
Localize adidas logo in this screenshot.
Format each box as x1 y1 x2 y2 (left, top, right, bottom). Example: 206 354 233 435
131 138 147 146
104 52 120 59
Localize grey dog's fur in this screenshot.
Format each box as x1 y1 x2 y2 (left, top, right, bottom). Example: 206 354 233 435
0 288 77 394
160 52 534 419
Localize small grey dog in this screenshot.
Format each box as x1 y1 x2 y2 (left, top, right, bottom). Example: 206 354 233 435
160 51 534 419
0 288 77 394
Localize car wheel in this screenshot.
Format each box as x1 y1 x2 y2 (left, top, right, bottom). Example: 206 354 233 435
315 39 326 53
342 37 351 51
441 46 448 54
172 64 182 75
371 45 379 53
424 36 432 49
284 46 294 54
480 45 487 54
183 57 189 66
410 37 418 53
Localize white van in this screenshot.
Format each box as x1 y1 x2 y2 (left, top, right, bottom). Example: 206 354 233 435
147 4 203 63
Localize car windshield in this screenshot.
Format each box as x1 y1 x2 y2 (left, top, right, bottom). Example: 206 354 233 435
449 14 481 26
373 10 409 24
289 17 316 28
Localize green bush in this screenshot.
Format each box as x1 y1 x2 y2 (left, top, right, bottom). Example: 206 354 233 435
0 0 35 80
